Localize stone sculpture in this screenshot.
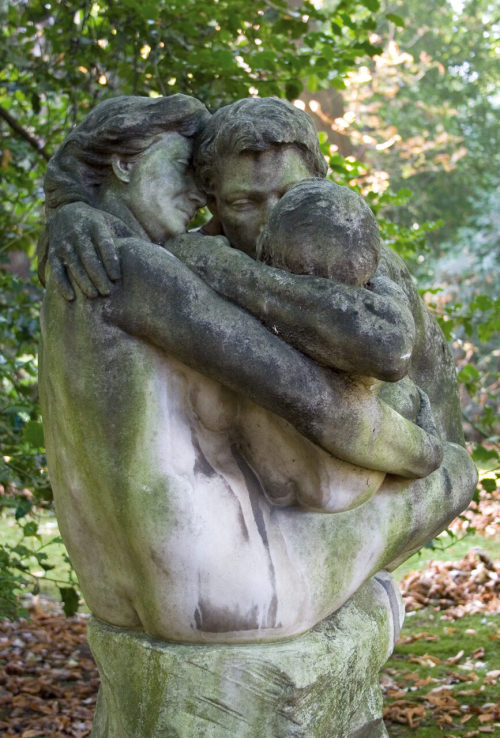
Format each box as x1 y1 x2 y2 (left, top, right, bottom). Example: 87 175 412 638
39 94 476 736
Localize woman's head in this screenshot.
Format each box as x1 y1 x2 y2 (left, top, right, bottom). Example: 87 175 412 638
44 94 211 217
257 178 380 286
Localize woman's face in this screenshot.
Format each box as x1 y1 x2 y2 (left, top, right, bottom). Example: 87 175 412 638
125 132 204 243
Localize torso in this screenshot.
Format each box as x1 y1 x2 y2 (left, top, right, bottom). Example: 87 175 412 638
39 274 472 643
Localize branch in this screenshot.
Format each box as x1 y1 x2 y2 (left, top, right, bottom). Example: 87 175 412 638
0 104 51 161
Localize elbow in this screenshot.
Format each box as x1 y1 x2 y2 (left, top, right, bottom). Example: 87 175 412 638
378 354 411 382
355 311 415 382
369 345 412 382
374 321 415 381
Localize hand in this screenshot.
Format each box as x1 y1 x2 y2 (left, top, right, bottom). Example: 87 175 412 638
45 203 122 301
165 233 230 265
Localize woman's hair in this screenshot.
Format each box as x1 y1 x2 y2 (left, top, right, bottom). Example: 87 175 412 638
44 94 210 216
38 94 210 284
194 97 327 195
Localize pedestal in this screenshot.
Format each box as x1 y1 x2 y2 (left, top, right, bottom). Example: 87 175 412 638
88 571 403 738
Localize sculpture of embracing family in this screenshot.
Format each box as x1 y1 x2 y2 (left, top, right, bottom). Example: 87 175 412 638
38 94 476 737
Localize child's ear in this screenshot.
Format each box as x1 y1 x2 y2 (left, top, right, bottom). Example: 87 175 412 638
111 155 134 184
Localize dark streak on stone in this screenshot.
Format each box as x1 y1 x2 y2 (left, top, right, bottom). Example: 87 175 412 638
231 445 269 547
197 694 250 724
443 467 453 497
191 427 218 478
190 427 249 541
231 445 278 628
194 600 260 633
192 448 280 632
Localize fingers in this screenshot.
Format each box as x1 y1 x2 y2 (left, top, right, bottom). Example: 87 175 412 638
49 258 75 302
56 248 99 299
48 204 121 296
62 220 115 296
95 222 121 283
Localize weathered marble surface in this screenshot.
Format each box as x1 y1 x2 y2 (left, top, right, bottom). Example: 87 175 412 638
88 573 401 738
40 262 476 642
39 95 476 643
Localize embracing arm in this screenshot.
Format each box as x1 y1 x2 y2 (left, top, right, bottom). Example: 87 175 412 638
99 237 441 479
43 204 414 381
165 234 416 381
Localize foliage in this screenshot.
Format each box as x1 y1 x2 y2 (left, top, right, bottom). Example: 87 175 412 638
0 270 78 618
334 0 500 240
421 184 500 499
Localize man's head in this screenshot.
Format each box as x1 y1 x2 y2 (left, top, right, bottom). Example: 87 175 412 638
257 178 381 286
194 98 327 256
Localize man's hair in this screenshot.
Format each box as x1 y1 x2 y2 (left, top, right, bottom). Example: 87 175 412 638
44 94 210 216
193 97 327 195
257 178 380 286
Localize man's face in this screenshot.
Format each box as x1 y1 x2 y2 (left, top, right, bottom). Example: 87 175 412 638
209 146 313 257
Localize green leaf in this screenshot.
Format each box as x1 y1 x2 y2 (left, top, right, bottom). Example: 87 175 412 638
360 0 380 11
398 187 412 198
457 364 481 382
472 445 498 463
481 477 497 493
59 586 80 617
385 13 405 27
15 498 32 520
22 520 39 538
331 77 347 90
285 79 303 100
306 74 320 92
211 49 234 69
22 420 44 447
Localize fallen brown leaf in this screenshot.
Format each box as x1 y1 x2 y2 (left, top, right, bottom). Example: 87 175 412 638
447 649 465 664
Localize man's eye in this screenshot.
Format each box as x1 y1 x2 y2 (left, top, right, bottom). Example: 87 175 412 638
229 200 254 210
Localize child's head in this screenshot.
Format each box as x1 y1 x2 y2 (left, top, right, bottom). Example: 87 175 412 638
256 178 380 286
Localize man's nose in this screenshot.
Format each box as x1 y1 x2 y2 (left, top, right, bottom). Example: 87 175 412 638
257 195 280 234
264 194 280 218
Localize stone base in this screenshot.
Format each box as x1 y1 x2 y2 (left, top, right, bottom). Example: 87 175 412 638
88 572 403 738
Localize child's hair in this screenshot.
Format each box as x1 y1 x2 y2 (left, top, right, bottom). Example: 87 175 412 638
256 178 380 286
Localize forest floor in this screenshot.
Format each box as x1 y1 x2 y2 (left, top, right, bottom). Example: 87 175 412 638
0 488 499 738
